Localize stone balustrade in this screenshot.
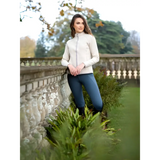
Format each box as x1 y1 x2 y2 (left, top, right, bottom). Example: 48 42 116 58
20 65 71 151
20 54 140 79
96 54 140 79
20 54 140 152
20 57 62 67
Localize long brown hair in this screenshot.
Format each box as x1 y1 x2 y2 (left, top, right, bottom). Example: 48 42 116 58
70 14 93 38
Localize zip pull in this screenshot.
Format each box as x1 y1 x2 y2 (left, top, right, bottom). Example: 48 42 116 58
76 34 79 67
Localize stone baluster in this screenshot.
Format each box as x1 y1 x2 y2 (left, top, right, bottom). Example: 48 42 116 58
102 59 107 76
46 78 52 114
52 60 55 66
25 83 36 131
28 60 33 66
136 59 140 79
40 60 43 66
109 59 114 76
128 58 132 79
49 79 57 116
37 80 45 122
48 60 51 66
17 85 30 139
44 60 48 66
48 78 54 104
35 60 38 66
22 60 27 66
31 81 41 126
42 79 49 117
133 58 137 79
125 59 131 79
131 58 136 79
56 60 61 65
25 60 29 67
52 81 58 109
129 59 133 78
44 60 47 66
104 59 109 76
57 60 61 65
99 59 103 66
123 59 127 79
37 59 42 66
50 60 53 66
121 59 124 78
54 81 60 108
51 60 54 66
39 60 43 66
104 59 108 71
25 60 28 66
134 58 137 76
34 60 38 66
115 59 120 78
48 78 54 113
56 60 59 65
54 60 57 66
112 59 116 77
20 92 30 139
119 59 124 79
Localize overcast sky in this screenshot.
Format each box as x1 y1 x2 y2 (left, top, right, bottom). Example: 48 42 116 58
19 0 140 40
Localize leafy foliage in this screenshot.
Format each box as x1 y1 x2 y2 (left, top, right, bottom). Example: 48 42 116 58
87 13 133 54
127 30 140 54
20 106 120 160
35 32 48 58
20 36 36 58
44 107 116 160
47 10 133 56
117 22 133 54
47 17 71 57
45 107 109 145
20 0 93 36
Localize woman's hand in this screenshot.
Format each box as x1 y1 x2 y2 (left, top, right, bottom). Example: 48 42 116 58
68 64 78 76
76 63 85 75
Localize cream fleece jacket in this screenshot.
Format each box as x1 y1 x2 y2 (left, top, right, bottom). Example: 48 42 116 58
61 31 99 74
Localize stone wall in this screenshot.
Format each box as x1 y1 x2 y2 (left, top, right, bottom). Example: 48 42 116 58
20 66 71 150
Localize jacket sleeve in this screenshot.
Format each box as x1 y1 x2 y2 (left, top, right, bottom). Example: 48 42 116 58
83 36 99 67
61 42 70 67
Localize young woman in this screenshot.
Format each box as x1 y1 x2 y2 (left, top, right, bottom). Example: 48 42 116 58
61 14 103 115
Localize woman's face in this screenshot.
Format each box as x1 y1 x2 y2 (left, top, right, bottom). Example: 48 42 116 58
73 18 84 33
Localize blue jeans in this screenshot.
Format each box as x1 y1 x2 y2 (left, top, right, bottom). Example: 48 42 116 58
67 73 103 111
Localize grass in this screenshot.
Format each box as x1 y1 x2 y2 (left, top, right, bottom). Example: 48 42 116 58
108 87 140 160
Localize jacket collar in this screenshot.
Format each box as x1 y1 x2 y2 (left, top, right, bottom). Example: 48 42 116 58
75 31 85 37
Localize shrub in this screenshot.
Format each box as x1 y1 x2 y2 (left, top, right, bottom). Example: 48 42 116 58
20 107 119 160
44 107 117 160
